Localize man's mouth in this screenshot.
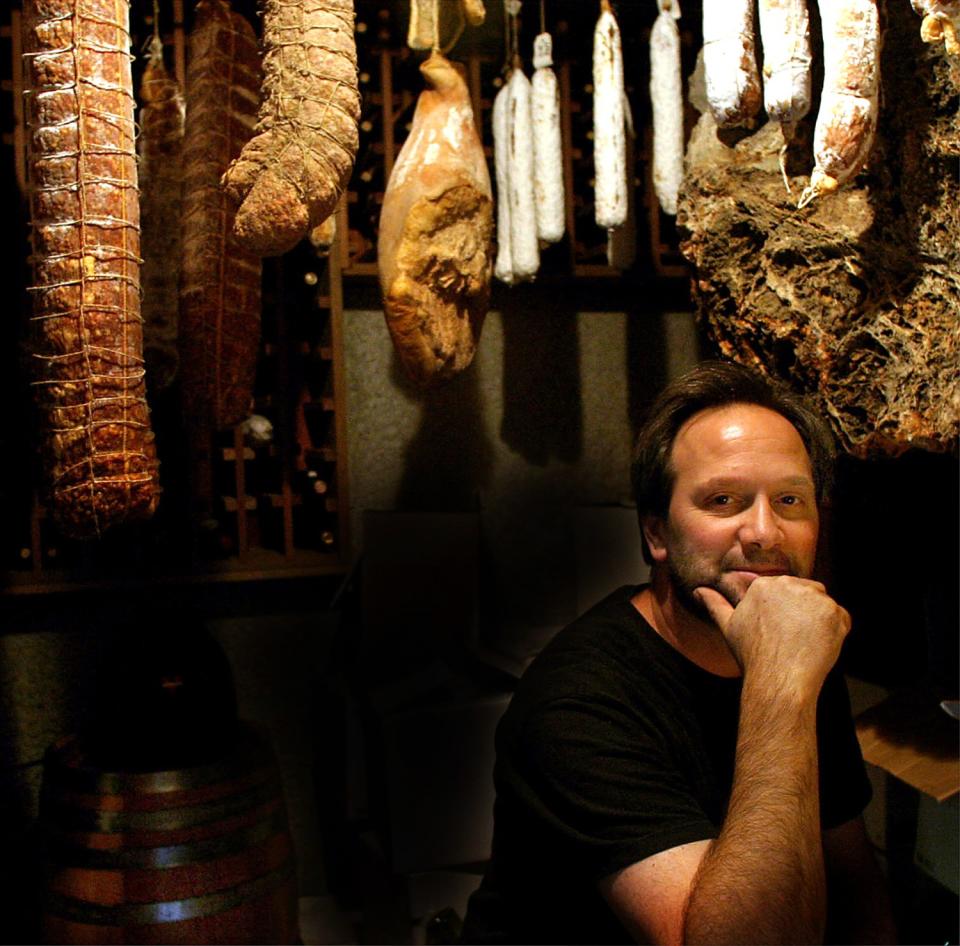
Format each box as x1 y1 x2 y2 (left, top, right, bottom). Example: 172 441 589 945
730 567 789 577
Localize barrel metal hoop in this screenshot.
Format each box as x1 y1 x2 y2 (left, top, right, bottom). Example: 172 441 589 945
43 805 290 870
43 860 296 926
41 774 282 834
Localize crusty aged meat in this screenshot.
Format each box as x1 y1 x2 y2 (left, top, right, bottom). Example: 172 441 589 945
23 0 159 538
138 33 184 393
179 0 262 430
377 53 493 386
221 0 360 257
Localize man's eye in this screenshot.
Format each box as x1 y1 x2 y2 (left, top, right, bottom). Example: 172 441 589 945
710 495 733 507
778 495 801 506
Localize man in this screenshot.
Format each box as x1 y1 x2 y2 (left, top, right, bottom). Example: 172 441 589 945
462 361 895 945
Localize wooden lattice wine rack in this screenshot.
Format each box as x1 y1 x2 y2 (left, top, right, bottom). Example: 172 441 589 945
0 0 695 594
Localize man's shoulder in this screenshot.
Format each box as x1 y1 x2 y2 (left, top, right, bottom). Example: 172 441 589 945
505 584 669 712
536 584 652 664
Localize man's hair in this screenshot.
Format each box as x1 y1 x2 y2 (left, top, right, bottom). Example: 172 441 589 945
631 361 836 561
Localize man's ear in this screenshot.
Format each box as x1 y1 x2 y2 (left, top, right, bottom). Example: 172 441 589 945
641 515 669 563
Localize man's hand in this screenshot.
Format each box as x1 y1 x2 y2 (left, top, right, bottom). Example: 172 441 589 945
695 576 851 702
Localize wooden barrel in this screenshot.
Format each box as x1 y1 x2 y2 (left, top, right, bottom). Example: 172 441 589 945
38 722 299 945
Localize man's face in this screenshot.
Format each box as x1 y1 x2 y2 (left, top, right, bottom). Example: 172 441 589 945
643 403 820 612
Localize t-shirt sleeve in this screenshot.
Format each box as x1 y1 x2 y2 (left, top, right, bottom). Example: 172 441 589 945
502 693 719 882
816 668 873 828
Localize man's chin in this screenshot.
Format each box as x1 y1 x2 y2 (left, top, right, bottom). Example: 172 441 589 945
670 576 737 621
717 572 755 605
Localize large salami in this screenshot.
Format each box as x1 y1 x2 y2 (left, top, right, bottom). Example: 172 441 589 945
221 0 361 257
138 32 184 393
22 0 159 538
179 0 262 431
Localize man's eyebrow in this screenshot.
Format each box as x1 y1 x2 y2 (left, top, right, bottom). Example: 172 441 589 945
696 474 815 490
777 475 816 488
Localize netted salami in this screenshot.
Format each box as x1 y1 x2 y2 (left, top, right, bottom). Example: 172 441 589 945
138 32 184 393
179 0 262 430
221 0 361 257
22 0 159 538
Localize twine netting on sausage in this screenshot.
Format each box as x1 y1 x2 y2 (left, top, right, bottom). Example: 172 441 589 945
138 8 184 394
179 0 262 432
221 0 361 256
23 0 159 539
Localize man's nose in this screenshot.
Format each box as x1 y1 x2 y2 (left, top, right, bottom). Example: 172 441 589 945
738 498 784 549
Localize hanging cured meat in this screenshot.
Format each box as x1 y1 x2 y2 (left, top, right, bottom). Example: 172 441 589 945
407 0 440 49
531 32 565 244
138 31 184 393
492 80 515 285
378 53 493 386
22 0 159 538
221 0 361 257
506 64 540 280
798 0 880 207
408 0 486 49
492 60 540 285
911 0 960 55
461 0 486 26
593 0 627 229
702 0 762 128
758 0 812 191
179 0 262 430
607 102 637 269
649 0 683 215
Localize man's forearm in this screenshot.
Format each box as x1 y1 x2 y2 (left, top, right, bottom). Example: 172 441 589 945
683 681 827 945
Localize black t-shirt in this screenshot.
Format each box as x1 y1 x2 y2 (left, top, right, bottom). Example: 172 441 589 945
462 585 872 945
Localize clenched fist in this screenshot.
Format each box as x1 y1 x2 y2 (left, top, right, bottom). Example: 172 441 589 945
695 576 851 704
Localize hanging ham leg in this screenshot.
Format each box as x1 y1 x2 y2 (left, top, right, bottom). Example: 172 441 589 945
377 53 493 387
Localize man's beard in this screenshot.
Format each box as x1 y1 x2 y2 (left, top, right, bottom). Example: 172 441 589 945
664 546 798 622
666 563 741 622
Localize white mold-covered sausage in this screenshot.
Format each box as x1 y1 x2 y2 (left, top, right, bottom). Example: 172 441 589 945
758 0 812 191
531 32 565 244
607 95 636 269
492 80 515 285
702 0 762 128
798 0 880 208
506 65 540 281
593 0 627 229
911 0 960 55
650 0 683 216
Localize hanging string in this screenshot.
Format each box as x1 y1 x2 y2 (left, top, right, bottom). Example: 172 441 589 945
504 0 522 68
540 0 545 35
140 0 162 57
